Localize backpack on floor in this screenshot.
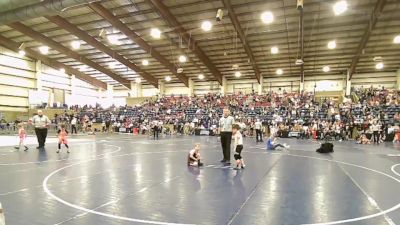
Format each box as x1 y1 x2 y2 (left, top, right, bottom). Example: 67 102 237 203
316 142 334 153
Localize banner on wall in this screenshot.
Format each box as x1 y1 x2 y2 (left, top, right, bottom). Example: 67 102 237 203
28 90 49 105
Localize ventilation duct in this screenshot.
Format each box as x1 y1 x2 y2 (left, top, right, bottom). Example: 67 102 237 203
0 0 101 25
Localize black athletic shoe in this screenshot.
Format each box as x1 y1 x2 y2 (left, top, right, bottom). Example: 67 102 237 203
14 147 19 150
198 162 204 167
234 167 240 170
220 159 226 163
24 146 28 151
36 146 40 149
225 162 231 165
56 150 60 153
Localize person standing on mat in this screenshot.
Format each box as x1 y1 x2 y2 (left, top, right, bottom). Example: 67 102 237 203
219 107 234 164
31 110 50 150
255 118 263 142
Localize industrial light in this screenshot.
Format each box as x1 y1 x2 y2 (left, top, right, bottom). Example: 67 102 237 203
276 69 283 75
142 59 149 66
165 76 171 82
327 40 336 49
323 66 330 72
375 62 384 70
79 65 88 71
198 74 204 80
107 35 121 45
201 21 212 31
109 62 117 69
261 11 274 24
135 77 142 83
39 46 49 55
18 50 25 56
232 64 239 69
235 71 241 78
179 55 187 63
271 46 279 54
71 40 81 50
150 28 161 39
333 1 348 15
394 35 400 44
59 68 65 74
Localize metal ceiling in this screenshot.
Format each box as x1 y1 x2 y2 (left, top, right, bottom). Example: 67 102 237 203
0 0 398 89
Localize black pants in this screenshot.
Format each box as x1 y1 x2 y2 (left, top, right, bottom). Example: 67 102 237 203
256 129 263 142
71 125 77 134
271 144 285 150
373 131 379 143
35 128 48 148
153 127 159 139
220 132 232 161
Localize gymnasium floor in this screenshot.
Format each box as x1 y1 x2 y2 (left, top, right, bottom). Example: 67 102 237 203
1 134 400 225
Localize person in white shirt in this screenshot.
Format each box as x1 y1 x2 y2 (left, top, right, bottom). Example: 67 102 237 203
255 119 263 142
152 120 160 139
232 124 245 170
30 110 51 149
219 108 235 164
371 121 380 144
70 116 77 134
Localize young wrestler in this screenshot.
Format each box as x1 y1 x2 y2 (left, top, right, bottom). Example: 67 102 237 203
267 135 290 150
232 124 245 170
15 123 28 151
57 124 70 153
187 143 203 166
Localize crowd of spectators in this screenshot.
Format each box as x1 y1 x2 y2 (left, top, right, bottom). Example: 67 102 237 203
2 87 400 144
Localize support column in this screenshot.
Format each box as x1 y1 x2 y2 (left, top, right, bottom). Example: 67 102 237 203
299 82 304 93
49 89 54 107
98 88 103 100
188 78 194 96
35 60 42 91
397 69 400 90
70 75 76 96
158 81 165 96
130 81 143 98
258 76 263 95
346 70 352 96
107 84 114 99
220 76 227 95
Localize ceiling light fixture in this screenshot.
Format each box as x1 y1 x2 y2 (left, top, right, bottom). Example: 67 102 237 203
109 62 117 69
271 46 279 54
135 78 142 83
59 68 66 74
18 50 25 56
333 1 348 15
201 21 212 31
198 74 204 80
394 35 400 44
179 55 187 63
71 40 81 50
150 28 161 39
39 46 49 55
235 71 241 78
327 40 337 49
165 76 171 82
142 59 149 66
276 69 283 75
79 65 88 72
375 62 384 70
261 11 274 24
107 35 121 45
323 66 330 72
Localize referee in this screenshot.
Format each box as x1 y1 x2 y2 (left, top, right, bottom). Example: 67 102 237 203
219 107 235 164
31 110 50 149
